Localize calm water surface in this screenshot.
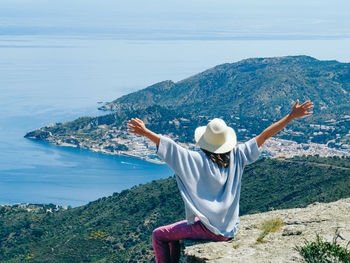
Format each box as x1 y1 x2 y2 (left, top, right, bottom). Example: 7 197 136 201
1 35 349 206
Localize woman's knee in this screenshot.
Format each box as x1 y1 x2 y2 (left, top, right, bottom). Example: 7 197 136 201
152 227 164 242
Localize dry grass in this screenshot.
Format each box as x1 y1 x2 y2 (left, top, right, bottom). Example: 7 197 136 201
232 243 240 249
256 218 284 244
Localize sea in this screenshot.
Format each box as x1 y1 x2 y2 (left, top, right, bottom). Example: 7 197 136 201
1 34 350 207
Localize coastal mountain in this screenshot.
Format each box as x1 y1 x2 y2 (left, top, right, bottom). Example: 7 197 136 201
100 55 350 121
0 156 349 262
25 56 350 155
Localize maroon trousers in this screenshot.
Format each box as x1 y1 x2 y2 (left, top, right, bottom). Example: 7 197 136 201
152 217 231 263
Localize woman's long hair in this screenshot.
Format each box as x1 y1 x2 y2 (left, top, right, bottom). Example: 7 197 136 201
201 148 231 168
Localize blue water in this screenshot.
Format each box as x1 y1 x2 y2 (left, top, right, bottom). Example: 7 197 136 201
1 35 350 207
0 36 181 207
0 105 173 207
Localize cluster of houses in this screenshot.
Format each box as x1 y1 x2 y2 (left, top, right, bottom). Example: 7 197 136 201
48 118 349 163
1 203 68 213
106 127 349 161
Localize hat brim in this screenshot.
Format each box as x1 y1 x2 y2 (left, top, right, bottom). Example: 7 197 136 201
195 126 237 154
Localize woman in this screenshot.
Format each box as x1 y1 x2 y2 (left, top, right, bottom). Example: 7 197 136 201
127 99 314 263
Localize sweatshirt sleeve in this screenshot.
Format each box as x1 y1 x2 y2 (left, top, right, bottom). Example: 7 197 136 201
236 137 261 167
156 135 201 181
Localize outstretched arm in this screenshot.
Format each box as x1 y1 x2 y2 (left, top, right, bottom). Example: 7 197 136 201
255 99 314 148
126 118 160 146
127 119 196 180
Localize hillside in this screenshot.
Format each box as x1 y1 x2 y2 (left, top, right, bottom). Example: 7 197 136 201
100 55 350 122
25 56 350 157
0 156 349 262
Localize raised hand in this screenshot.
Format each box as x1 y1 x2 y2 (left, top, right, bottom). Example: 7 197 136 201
126 118 160 145
127 118 148 136
290 99 314 119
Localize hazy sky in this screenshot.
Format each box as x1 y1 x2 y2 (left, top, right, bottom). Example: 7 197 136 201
0 0 349 39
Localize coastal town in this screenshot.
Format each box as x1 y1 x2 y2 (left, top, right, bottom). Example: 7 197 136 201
117 130 350 162
34 122 350 164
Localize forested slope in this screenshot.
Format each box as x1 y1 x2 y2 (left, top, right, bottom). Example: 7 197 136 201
1 156 349 262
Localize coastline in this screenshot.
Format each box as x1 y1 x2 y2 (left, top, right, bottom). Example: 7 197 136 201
25 131 350 165
37 138 166 165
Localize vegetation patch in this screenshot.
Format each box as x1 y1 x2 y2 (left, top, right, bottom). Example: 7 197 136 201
295 229 350 263
26 253 34 260
88 230 109 240
256 218 284 244
0 156 349 262
232 243 240 249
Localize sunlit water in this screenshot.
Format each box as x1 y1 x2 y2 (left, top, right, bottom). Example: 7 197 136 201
1 35 349 206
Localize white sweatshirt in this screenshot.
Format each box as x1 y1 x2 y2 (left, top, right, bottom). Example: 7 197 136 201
156 135 261 238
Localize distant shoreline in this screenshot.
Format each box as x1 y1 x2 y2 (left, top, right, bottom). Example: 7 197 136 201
53 140 165 164
26 134 350 165
25 134 166 165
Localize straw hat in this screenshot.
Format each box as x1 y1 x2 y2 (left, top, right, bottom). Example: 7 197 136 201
194 118 237 154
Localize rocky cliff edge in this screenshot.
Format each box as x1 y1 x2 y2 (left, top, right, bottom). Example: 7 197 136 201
181 198 350 262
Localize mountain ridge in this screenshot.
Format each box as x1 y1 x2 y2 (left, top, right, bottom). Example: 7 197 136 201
99 55 350 121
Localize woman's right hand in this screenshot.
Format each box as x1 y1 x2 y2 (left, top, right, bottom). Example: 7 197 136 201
289 99 314 119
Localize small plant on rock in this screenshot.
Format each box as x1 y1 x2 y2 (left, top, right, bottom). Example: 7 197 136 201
295 228 350 263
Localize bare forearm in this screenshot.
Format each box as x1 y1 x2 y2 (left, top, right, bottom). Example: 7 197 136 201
260 113 294 141
143 128 160 146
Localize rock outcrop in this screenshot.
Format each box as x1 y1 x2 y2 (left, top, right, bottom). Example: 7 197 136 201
181 198 350 262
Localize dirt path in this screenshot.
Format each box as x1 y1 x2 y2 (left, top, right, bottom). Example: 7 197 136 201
275 158 350 171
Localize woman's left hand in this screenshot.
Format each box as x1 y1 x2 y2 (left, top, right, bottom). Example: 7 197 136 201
127 118 148 136
126 118 160 145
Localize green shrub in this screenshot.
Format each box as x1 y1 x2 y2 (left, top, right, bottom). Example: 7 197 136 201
295 229 350 263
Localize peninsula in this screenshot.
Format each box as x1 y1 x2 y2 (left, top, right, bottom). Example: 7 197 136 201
25 56 350 161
